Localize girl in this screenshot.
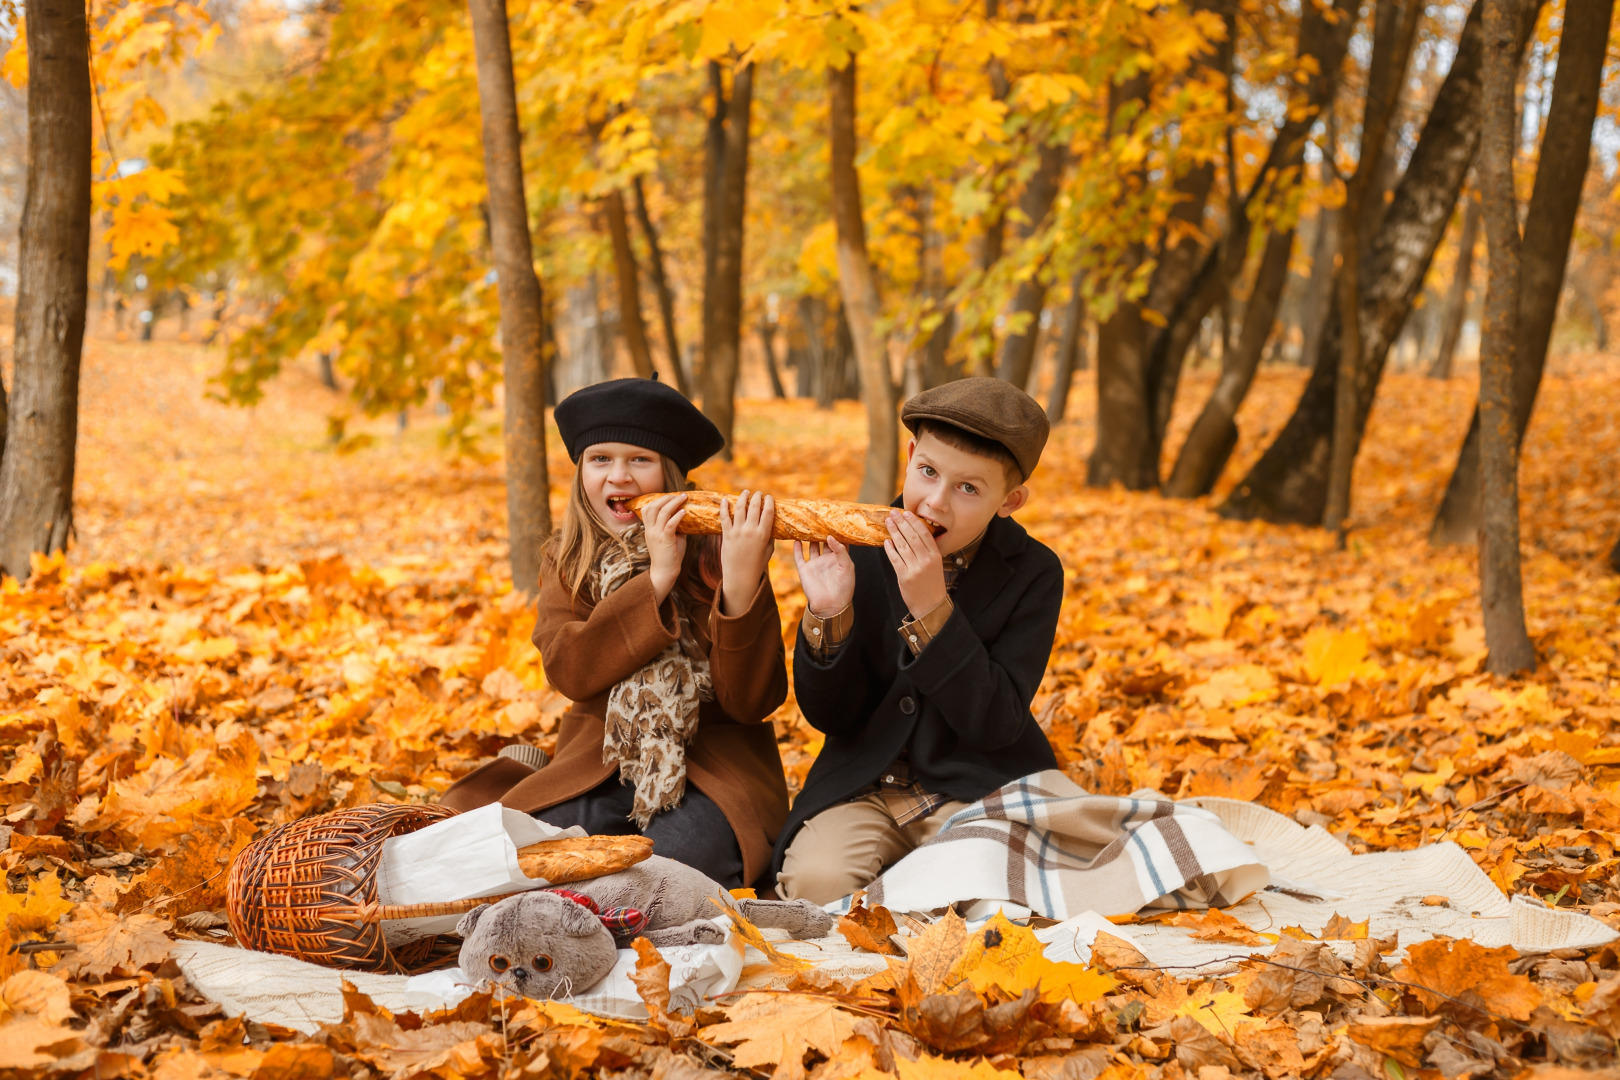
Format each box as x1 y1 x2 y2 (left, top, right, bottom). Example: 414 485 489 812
441 378 789 888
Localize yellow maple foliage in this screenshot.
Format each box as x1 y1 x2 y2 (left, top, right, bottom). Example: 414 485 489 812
948 912 1115 1004
1393 938 1542 1023
703 991 863 1072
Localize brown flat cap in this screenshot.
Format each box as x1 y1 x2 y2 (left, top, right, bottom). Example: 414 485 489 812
901 377 1050 480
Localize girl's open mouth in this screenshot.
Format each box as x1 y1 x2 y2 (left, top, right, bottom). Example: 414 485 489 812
605 495 638 522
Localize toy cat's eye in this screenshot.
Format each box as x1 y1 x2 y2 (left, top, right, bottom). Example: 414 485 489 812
488 955 511 973
533 954 553 972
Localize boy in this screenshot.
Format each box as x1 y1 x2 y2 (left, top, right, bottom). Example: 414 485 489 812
774 377 1062 903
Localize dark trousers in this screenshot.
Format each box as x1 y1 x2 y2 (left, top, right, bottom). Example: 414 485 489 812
534 778 745 889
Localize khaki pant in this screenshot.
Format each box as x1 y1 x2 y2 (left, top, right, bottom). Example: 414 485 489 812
776 793 970 905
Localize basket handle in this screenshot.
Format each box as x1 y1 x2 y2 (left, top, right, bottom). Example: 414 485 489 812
328 834 655 925
332 892 530 925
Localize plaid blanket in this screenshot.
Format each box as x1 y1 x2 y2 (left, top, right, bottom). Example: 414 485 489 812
857 771 1270 919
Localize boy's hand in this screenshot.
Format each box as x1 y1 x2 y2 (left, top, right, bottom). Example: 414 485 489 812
719 490 775 616
793 536 855 619
885 510 947 621
641 492 688 603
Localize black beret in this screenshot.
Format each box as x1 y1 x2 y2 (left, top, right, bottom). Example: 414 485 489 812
554 378 724 474
901 377 1050 480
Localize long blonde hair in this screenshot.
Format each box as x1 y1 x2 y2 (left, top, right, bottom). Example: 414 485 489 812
542 453 718 605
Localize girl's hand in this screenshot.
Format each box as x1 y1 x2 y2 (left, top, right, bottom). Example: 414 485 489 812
793 536 855 619
641 492 687 603
720 490 776 617
885 510 947 621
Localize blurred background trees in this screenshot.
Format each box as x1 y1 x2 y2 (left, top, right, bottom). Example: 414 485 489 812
3 0 1619 663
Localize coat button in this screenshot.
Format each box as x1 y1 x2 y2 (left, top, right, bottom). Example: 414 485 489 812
899 696 916 715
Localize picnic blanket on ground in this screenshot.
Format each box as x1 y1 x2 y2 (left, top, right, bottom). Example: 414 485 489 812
175 773 1618 1030
172 915 743 1033
854 770 1272 920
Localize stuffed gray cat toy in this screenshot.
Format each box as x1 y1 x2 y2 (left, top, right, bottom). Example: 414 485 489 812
456 854 833 1000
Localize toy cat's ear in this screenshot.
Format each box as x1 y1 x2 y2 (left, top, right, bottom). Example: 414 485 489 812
559 899 602 938
456 903 491 939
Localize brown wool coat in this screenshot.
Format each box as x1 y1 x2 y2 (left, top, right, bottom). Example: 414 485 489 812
440 556 790 885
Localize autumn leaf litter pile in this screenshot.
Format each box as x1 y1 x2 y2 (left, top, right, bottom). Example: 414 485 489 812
2 343 1619 1078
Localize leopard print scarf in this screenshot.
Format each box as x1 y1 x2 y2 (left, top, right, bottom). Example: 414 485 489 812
590 525 714 827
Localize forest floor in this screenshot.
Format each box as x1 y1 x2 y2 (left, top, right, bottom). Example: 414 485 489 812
1 336 1618 1078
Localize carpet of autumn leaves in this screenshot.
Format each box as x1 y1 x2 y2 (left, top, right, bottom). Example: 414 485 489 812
2 337 1619 1079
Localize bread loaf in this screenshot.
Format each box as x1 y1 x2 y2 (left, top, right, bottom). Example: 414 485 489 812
514 834 655 883
627 491 909 546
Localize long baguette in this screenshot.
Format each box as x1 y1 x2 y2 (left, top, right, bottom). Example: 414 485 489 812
514 834 654 883
627 491 912 547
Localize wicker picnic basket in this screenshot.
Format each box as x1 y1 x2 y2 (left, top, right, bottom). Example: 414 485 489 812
225 803 655 975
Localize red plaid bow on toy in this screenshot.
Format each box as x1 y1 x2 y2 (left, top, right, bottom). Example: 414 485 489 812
545 889 648 942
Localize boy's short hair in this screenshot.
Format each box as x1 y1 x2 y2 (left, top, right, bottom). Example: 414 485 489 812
913 419 1023 490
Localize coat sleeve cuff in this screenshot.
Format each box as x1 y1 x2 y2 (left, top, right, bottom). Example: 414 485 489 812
897 605 979 692
710 574 776 652
605 572 680 659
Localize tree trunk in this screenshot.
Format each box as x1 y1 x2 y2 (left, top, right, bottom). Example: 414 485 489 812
1219 0 1540 525
759 320 787 399
604 189 655 380
1166 227 1296 499
1088 70 1153 489
921 311 958 389
1429 0 1611 546
468 0 551 595
0 0 92 580
1047 273 1087 422
1298 206 1338 367
976 0 1012 275
1122 0 1356 483
798 294 827 402
1134 0 1232 483
829 60 897 503
996 142 1069 388
1323 0 1423 536
1474 0 1535 675
1427 191 1481 379
701 62 754 454
1608 531 1620 574
700 62 725 394
631 176 689 396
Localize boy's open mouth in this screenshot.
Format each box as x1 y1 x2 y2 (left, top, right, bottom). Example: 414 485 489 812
919 516 947 538
605 495 638 522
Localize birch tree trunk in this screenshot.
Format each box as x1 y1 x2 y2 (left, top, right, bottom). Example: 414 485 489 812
1429 0 1612 546
829 59 897 503
0 0 92 580
1475 0 1535 675
467 0 551 595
